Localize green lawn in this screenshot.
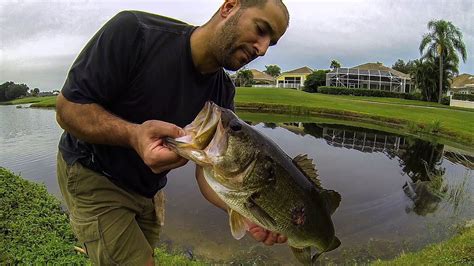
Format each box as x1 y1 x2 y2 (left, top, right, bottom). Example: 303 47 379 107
235 88 474 146
0 96 57 107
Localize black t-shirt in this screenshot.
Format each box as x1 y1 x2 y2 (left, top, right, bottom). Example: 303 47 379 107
59 11 235 198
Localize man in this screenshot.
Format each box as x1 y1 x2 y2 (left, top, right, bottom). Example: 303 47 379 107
56 0 289 264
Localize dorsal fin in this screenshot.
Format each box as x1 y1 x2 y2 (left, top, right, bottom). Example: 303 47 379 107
293 154 321 188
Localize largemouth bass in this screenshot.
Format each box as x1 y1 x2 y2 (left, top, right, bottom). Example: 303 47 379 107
166 102 341 264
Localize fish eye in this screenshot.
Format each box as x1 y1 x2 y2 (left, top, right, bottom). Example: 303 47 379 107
230 120 242 131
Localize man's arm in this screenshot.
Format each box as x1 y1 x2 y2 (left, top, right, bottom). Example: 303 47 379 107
195 166 287 245
56 93 187 173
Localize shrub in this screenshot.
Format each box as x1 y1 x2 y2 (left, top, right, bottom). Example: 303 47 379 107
452 93 474 102
318 86 422 100
441 96 451 105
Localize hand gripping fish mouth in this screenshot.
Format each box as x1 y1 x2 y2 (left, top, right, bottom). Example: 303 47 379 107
165 101 228 166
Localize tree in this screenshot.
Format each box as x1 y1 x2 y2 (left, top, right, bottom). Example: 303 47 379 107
32 88 40 96
392 59 415 74
411 59 437 101
235 68 254 87
5 83 29 100
263 64 281 77
0 81 14 101
0 81 29 101
329 60 341 70
303 70 329 93
419 20 467 103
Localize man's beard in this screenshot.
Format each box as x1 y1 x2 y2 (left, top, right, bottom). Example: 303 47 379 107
213 11 249 71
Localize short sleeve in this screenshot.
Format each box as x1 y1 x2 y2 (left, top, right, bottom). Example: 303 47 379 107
61 11 142 106
223 72 236 111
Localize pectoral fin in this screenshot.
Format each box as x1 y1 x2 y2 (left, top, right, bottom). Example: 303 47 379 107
244 194 276 228
289 246 311 265
229 209 248 240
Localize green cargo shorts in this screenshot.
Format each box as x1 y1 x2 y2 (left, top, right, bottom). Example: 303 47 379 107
57 152 162 265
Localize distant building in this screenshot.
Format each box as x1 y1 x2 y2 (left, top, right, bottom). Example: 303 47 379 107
326 62 412 93
250 69 276 87
276 66 313 90
447 73 474 96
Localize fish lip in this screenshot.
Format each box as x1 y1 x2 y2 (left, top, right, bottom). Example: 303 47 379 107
167 101 223 151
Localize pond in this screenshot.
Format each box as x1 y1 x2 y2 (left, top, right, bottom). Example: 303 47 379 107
1 105 473 264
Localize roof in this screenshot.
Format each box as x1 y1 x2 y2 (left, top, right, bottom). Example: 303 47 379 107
451 73 474 89
250 69 275 82
282 66 313 75
352 62 410 79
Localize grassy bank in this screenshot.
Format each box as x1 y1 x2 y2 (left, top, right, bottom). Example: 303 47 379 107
235 88 474 147
0 96 57 107
0 167 204 264
373 225 474 265
0 167 88 264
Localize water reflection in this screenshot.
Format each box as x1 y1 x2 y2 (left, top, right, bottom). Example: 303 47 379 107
262 122 472 218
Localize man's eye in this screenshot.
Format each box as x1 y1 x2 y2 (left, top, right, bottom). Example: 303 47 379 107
256 25 265 35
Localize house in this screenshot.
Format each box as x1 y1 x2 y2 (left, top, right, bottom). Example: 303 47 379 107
250 69 276 87
276 66 313 90
326 62 412 93
447 73 474 96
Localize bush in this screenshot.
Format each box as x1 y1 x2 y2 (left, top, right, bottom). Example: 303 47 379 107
452 93 474 102
318 86 422 100
441 96 451 105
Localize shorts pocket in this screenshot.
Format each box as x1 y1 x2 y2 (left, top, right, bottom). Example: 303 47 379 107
70 215 100 255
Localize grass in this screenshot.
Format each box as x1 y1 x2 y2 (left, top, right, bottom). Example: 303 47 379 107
235 88 474 147
373 225 474 265
0 96 57 107
0 167 89 264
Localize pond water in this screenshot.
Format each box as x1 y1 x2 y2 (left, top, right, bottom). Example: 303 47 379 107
1 105 473 264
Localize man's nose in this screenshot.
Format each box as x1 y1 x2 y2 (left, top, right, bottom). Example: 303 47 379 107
254 36 271 57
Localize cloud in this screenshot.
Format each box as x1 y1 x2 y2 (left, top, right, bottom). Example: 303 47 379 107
0 0 473 89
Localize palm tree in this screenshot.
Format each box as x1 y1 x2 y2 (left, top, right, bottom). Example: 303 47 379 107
411 59 436 101
419 20 467 103
330 60 341 70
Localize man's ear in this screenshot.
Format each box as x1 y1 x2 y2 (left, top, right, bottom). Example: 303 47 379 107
220 0 240 18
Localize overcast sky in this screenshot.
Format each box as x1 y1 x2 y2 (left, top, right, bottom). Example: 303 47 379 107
0 0 473 90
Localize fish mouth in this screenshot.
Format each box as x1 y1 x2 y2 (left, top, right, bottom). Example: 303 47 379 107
165 101 227 165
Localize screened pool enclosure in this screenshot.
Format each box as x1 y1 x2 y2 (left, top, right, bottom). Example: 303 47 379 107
326 67 412 93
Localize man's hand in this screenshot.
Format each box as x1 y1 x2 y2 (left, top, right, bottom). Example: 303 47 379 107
131 120 188 173
246 220 287 246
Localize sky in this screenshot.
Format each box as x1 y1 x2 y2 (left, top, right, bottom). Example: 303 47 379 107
0 0 473 91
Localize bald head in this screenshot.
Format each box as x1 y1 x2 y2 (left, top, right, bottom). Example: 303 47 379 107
240 0 290 27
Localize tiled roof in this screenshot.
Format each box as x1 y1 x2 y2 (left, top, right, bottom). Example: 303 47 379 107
250 69 275 82
282 66 313 75
451 73 474 88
